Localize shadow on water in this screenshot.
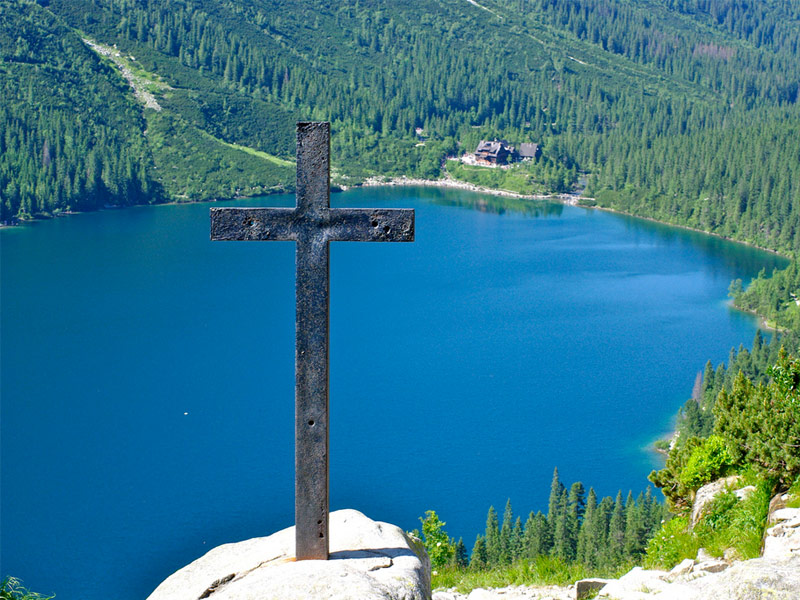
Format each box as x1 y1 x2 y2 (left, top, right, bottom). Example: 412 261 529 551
608 211 789 277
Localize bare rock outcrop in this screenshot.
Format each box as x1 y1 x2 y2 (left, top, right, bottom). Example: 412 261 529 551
690 475 741 528
147 509 430 600
763 506 800 560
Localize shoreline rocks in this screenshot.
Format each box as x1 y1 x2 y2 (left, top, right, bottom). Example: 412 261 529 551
358 175 585 205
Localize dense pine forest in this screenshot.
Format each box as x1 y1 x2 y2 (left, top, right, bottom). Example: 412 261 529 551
464 471 667 571
3 0 800 588
409 470 668 585
2 0 799 255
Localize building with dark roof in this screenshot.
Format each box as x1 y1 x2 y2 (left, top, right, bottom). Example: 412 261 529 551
519 143 541 160
474 140 513 165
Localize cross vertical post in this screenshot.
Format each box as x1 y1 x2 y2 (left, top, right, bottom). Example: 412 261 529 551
210 122 414 560
294 122 332 560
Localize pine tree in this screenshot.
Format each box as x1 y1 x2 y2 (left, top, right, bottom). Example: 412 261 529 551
453 538 468 568
522 511 550 559
576 487 598 565
552 487 571 560
511 516 523 562
624 491 644 559
499 499 514 564
484 506 501 566
470 535 488 570
594 496 614 566
702 360 716 401
607 491 626 565
547 467 564 529
564 481 585 561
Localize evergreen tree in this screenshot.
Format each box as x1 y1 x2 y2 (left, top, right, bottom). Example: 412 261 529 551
576 487 598 565
511 516 523 562
624 491 644 559
702 360 716 398
547 467 565 528
552 487 571 560
607 491 626 565
594 496 614 566
484 506 501 566
470 535 488 570
564 481 585 561
453 537 468 568
522 511 551 559
499 499 514 564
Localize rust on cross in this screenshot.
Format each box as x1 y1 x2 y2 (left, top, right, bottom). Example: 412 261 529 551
210 122 414 560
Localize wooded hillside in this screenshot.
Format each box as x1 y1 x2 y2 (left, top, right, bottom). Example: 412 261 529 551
2 0 798 257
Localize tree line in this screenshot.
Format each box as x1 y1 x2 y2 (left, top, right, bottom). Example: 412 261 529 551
418 469 667 571
730 259 800 332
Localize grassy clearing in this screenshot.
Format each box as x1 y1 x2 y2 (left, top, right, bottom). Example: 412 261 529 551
432 555 631 594
145 111 294 200
446 160 545 195
205 135 295 167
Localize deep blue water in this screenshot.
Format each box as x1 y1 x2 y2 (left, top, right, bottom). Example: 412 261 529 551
0 187 787 598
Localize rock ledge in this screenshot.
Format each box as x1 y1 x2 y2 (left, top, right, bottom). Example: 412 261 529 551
147 509 431 600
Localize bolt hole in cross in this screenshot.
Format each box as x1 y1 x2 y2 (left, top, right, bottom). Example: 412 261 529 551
210 122 414 560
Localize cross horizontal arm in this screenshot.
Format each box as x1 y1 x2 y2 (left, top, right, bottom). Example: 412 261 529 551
327 208 415 242
210 207 297 241
211 206 415 244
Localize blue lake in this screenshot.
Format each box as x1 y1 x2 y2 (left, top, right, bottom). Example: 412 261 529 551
0 187 787 598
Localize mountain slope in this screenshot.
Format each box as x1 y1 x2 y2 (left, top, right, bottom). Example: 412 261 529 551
2 0 798 254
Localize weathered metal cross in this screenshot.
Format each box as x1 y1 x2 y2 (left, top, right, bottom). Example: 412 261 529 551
210 122 414 560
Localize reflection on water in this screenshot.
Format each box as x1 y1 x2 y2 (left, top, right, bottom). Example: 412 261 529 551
611 212 788 280
430 190 565 218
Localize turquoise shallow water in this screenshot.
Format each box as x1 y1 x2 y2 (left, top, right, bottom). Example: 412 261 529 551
0 187 787 598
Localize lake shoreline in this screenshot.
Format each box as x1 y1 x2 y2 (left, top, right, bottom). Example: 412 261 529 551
584 204 789 259
726 299 789 333
352 174 583 205
2 179 791 263
348 176 790 260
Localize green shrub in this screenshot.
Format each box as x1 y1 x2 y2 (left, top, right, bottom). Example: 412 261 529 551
416 510 456 569
643 516 699 570
698 490 738 532
649 437 704 512
679 435 734 491
787 476 800 508
696 480 771 559
714 352 800 486
0 578 54 600
644 478 772 569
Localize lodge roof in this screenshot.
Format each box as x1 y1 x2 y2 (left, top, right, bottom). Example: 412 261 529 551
519 143 540 158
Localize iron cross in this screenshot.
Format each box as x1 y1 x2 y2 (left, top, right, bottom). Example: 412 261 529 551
210 122 414 560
